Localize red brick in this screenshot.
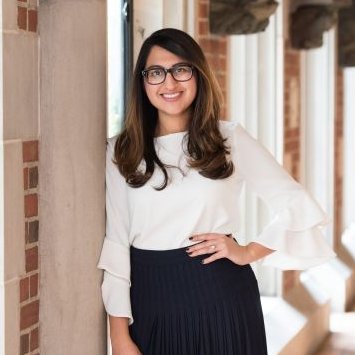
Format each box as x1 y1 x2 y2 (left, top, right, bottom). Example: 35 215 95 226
25 221 29 243
199 38 212 52
285 140 299 152
23 167 29 190
210 38 220 50
198 20 209 36
219 40 227 53
28 220 39 243
30 327 39 351
219 55 226 68
20 300 39 330
285 128 300 139
206 54 221 70
30 273 38 297
198 2 209 18
20 277 29 302
285 65 300 76
292 164 299 180
29 166 38 188
25 193 38 217
28 10 37 32
25 246 38 273
17 6 27 30
23 141 38 162
20 333 29 355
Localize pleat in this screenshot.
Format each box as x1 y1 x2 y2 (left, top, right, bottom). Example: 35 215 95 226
129 246 268 355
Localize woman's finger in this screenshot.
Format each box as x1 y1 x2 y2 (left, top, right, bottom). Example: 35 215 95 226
187 241 219 256
201 251 225 265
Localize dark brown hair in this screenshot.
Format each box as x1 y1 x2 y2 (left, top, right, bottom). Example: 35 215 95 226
115 28 234 190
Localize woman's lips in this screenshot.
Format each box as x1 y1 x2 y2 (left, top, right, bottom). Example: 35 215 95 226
160 92 182 101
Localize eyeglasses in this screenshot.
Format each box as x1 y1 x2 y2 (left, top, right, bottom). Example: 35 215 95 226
142 64 194 85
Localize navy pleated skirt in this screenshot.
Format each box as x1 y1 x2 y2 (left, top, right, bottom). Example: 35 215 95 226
129 246 267 355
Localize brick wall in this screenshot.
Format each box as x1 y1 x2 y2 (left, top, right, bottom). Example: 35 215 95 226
17 0 38 33
17 2 40 354
20 141 40 355
196 0 228 119
283 39 302 294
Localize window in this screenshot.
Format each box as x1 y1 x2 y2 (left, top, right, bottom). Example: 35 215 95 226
229 4 284 296
107 0 132 138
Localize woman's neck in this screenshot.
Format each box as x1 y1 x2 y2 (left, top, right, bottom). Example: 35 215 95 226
156 114 190 137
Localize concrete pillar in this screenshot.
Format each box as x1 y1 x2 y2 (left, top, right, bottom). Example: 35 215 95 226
39 1 107 354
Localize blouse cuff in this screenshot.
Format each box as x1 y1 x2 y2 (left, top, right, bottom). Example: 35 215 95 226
252 192 336 270
101 271 133 325
97 237 131 283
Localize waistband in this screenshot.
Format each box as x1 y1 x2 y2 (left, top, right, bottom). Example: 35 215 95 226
130 245 208 266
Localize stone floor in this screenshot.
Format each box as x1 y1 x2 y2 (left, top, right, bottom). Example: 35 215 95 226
314 305 355 355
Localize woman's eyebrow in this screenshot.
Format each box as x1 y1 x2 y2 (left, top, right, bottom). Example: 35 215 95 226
144 62 190 70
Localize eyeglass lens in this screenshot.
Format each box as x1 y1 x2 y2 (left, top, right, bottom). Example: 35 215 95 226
143 65 193 85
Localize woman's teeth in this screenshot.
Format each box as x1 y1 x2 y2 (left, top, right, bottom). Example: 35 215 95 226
162 92 180 99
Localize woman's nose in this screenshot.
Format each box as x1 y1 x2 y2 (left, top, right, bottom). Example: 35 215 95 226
163 72 178 89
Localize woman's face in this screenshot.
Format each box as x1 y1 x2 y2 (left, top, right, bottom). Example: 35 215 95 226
143 45 197 129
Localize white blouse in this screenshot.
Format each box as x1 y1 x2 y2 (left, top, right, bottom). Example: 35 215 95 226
97 120 335 325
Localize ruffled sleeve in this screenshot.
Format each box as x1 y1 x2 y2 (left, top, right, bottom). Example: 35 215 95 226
97 137 133 324
229 122 336 270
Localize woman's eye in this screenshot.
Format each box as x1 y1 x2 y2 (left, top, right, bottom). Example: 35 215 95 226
149 69 163 77
175 66 188 73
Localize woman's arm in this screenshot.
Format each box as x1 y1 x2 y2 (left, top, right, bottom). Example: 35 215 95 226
187 234 274 265
109 316 141 355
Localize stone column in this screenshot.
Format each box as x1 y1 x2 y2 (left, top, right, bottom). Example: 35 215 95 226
39 1 107 354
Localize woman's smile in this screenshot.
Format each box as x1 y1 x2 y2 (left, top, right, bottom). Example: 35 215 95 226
160 91 184 101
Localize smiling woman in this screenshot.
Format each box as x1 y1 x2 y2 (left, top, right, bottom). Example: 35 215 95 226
97 28 335 355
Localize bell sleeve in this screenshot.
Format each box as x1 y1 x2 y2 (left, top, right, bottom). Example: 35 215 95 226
231 123 336 270
97 137 133 324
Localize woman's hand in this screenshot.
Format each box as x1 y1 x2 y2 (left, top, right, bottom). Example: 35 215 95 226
186 233 274 265
109 316 142 355
112 339 142 355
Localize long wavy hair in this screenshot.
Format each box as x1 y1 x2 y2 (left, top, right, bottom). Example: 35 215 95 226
114 28 234 190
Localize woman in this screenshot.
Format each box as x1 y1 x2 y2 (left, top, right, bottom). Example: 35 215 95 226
98 28 335 355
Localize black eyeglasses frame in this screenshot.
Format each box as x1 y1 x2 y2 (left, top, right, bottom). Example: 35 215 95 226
141 64 194 85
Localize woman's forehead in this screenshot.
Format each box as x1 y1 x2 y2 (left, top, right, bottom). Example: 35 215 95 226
145 45 187 68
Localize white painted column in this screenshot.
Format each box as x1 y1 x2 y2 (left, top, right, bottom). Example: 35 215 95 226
300 29 335 244
342 68 355 261
39 1 107 354
343 68 355 229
